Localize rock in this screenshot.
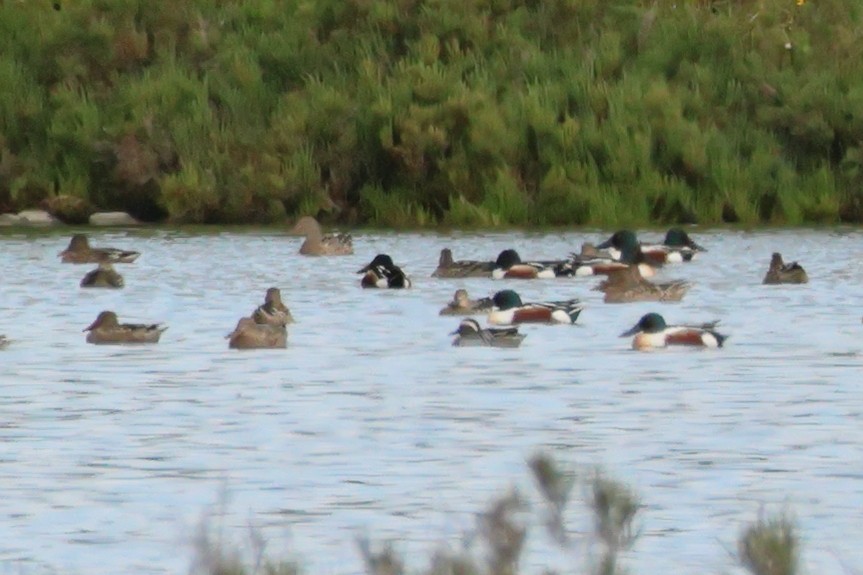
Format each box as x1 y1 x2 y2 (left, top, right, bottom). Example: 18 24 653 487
0 213 24 226
17 210 60 225
41 194 93 224
89 211 141 226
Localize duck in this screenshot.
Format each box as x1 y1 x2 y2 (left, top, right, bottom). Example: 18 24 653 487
488 289 583 325
358 254 412 288
451 318 526 348
59 233 140 264
593 265 690 304
83 311 167 345
576 231 657 278
439 289 494 316
640 228 706 263
0 336 9 349
620 313 727 351
491 249 573 279
290 216 353 256
227 317 287 349
762 253 808 284
79 262 124 288
252 287 294 326
431 248 495 278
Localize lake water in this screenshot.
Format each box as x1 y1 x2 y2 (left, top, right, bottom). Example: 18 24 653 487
1 227 862 575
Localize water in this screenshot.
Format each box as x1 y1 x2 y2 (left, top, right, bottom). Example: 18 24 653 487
1 227 862 575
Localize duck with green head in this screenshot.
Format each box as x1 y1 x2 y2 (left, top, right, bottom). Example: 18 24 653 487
586 230 657 277
640 228 706 263
620 312 726 350
488 289 583 325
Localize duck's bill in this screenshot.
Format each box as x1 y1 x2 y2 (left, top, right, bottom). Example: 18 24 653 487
619 325 640 337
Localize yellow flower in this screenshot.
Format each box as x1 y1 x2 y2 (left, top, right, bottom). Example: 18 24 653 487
796 0 805 5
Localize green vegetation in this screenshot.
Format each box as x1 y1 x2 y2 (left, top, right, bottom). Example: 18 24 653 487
1 0 861 227
190 453 803 575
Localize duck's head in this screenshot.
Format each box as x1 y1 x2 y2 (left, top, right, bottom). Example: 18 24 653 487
597 230 642 263
439 248 454 267
61 233 90 255
451 318 482 336
290 216 321 237
84 310 119 331
494 249 522 269
492 289 524 311
452 289 470 305
264 287 283 304
620 312 667 337
664 228 706 251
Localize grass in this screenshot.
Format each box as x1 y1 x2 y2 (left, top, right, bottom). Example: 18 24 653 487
190 452 806 575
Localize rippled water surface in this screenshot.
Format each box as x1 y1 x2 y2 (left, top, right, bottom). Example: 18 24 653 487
2 227 863 574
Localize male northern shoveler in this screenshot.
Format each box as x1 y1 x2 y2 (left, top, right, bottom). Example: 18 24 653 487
358 254 412 288
451 318 526 348
439 289 494 316
227 317 287 349
762 253 808 285
59 234 140 264
586 231 657 277
640 228 706 263
488 289 583 325
620 313 726 351
252 287 294 326
291 216 353 256
83 311 167 345
594 265 690 304
431 248 495 278
491 249 573 279
80 262 124 288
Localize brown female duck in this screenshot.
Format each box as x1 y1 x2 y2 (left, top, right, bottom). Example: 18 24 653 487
291 216 353 256
80 262 124 288
83 311 166 344
60 234 140 264
227 317 287 349
252 287 294 326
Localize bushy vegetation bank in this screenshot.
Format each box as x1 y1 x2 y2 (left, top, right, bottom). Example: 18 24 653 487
1 0 861 226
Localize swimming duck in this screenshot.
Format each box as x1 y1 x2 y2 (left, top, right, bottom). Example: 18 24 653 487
431 248 495 278
252 287 294 326
594 265 690 304
227 317 287 349
0 336 9 349
59 234 140 264
492 249 573 279
83 311 167 345
762 253 808 284
620 313 726 351
640 228 706 263
291 216 353 256
451 318 526 348
439 289 495 316
358 254 412 288
579 231 657 278
488 289 583 325
79 262 124 288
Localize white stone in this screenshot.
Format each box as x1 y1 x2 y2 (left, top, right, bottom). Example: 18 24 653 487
0 213 24 226
89 211 140 226
17 210 59 225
